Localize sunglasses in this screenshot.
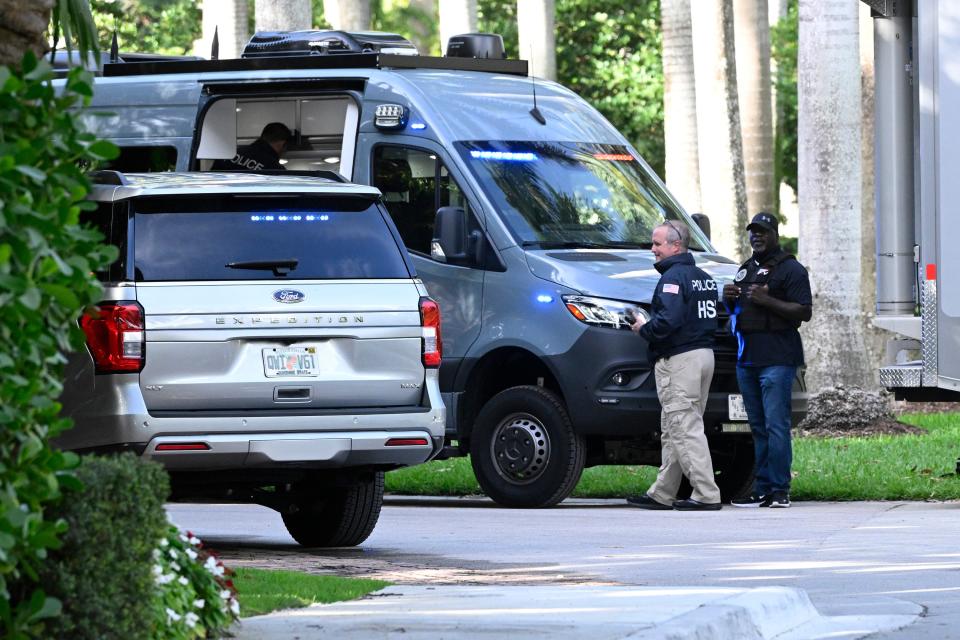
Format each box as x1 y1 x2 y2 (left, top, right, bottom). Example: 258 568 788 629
665 220 682 244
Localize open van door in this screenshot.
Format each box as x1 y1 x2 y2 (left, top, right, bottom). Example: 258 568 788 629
192 81 364 178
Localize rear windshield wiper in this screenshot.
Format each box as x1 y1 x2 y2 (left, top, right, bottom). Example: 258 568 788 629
226 259 299 276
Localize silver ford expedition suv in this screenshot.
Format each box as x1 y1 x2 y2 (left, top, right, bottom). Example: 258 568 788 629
58 171 445 547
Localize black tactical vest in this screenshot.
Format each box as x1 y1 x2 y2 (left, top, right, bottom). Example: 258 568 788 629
734 252 800 333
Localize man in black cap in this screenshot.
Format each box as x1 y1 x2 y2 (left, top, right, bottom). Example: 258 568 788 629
212 122 292 172
722 212 812 509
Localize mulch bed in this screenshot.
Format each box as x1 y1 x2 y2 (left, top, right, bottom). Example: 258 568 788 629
794 393 958 439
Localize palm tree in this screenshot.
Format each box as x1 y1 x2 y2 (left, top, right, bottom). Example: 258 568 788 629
691 0 749 259
323 0 371 32
200 0 248 59
256 0 311 32
517 0 556 80
734 0 775 217
798 0 870 390
439 0 477 55
660 0 702 214
0 0 96 67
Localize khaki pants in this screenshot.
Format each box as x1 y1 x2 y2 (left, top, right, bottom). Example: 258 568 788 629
647 348 721 505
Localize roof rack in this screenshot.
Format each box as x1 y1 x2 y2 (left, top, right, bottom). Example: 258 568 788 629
243 30 418 58
102 51 527 78
89 170 129 185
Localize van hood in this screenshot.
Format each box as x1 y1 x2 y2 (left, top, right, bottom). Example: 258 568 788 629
524 248 739 303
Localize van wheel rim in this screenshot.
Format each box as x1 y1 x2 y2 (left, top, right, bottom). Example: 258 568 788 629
490 413 550 485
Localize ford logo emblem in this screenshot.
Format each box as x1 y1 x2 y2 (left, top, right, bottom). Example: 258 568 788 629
273 289 305 304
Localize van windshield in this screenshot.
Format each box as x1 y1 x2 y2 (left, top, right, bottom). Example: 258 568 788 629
455 141 705 250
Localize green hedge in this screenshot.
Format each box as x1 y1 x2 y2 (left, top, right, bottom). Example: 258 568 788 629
0 53 118 638
41 454 170 640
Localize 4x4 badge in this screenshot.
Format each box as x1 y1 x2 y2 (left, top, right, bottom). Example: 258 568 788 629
274 289 305 304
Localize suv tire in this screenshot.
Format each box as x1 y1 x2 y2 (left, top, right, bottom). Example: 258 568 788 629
281 472 384 547
470 386 585 508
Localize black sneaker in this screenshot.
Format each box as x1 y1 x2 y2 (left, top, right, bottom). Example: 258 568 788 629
731 493 770 508
626 494 673 510
768 492 791 508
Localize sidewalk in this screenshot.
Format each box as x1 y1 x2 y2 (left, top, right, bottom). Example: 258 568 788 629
235 584 919 639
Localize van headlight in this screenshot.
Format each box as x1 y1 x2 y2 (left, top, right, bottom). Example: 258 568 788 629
562 295 649 329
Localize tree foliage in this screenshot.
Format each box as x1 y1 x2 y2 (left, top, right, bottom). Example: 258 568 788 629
90 0 200 55
0 53 118 638
480 0 664 177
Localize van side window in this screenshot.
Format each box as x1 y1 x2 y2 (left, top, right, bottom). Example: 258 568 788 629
373 146 478 259
101 146 177 172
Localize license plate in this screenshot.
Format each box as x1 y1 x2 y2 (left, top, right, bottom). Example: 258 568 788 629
728 394 749 421
262 347 319 378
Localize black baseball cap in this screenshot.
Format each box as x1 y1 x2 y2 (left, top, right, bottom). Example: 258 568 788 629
746 212 778 232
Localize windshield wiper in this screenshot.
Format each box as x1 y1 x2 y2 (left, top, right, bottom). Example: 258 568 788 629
522 240 650 250
226 258 299 277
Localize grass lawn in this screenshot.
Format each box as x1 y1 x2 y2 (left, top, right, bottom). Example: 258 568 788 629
385 412 960 501
232 568 389 617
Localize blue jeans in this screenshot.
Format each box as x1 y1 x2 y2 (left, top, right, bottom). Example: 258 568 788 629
736 365 796 495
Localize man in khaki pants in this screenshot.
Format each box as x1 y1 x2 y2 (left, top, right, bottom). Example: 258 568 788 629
626 221 722 511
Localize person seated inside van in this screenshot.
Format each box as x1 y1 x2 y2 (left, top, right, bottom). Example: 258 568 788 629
212 122 291 172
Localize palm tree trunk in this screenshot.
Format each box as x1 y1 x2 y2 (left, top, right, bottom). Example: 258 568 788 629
661 0 702 214
691 0 749 259
734 0 775 216
439 0 478 55
798 0 871 390
517 0 556 80
323 0 370 32
256 0 311 32
0 0 55 66
199 0 248 59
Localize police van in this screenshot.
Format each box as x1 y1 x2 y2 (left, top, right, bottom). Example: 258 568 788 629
71 30 807 507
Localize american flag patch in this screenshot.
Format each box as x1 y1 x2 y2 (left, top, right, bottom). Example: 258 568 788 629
663 283 680 294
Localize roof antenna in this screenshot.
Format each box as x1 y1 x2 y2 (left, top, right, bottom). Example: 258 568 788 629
110 31 119 64
528 45 546 125
211 26 220 60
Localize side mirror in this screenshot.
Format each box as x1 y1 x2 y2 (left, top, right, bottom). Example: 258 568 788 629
432 206 485 266
691 213 711 240
432 206 467 262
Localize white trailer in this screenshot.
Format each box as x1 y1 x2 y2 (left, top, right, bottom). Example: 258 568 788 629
866 0 960 408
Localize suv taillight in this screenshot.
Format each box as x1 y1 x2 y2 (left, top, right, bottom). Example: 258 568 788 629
80 301 145 373
419 297 442 368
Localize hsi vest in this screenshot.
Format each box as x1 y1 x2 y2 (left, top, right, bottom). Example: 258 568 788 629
733 252 800 333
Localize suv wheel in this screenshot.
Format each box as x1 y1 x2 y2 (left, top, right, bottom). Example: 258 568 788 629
281 472 384 547
470 386 585 508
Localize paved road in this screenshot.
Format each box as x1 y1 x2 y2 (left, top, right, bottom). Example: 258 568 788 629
169 498 960 638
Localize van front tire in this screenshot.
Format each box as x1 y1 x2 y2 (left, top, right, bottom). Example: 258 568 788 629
470 386 585 508
281 472 384 547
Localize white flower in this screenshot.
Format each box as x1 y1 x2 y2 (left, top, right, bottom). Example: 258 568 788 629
169 549 178 560
184 612 200 628
152 549 161 560
170 562 181 572
152 564 163 576
165 607 181 622
193 599 205 609
160 538 169 548
158 573 176 585
220 589 232 600
179 533 189 543
185 548 198 561
230 598 240 615
178 576 189 586
204 556 224 576
189 536 201 546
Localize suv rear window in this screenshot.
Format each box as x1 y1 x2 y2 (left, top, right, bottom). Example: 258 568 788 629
132 196 411 281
